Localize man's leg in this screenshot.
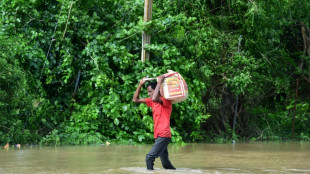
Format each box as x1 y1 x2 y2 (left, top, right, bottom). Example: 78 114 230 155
160 144 176 169
145 137 170 170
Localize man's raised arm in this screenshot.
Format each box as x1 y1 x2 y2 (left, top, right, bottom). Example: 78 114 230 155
132 78 147 103
152 75 164 104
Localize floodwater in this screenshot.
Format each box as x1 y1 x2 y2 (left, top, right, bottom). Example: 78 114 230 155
1 143 310 174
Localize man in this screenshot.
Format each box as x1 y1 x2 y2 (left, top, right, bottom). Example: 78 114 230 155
132 75 176 170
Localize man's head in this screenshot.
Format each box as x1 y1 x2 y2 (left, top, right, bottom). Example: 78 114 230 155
146 81 157 98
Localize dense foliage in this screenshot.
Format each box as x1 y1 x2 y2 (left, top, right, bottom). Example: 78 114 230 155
1 0 309 145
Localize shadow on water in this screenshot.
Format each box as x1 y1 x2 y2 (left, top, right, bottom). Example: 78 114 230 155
1 142 310 173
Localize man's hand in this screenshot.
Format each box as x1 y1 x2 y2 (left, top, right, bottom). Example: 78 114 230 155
157 75 165 82
139 77 148 86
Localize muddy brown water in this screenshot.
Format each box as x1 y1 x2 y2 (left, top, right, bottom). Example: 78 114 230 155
1 142 310 174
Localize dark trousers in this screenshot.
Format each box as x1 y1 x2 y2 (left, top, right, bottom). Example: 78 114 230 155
145 137 176 170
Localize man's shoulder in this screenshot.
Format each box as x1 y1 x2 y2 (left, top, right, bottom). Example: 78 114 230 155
160 97 172 107
145 98 153 107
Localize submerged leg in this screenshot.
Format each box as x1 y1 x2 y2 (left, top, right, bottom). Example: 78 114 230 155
145 137 171 170
160 146 176 169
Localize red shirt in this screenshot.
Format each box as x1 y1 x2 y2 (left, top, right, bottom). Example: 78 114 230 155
145 97 172 139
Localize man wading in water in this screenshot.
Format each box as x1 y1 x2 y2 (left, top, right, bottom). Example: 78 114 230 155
132 75 176 170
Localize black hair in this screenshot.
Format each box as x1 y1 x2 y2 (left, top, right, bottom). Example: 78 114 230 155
146 81 157 90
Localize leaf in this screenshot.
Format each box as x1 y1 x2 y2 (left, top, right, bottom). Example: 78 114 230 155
286 105 294 110
138 135 145 142
91 124 98 130
122 105 128 111
114 118 119 126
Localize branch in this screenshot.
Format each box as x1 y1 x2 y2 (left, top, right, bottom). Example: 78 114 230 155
0 125 12 131
301 74 310 85
62 0 74 40
300 22 310 85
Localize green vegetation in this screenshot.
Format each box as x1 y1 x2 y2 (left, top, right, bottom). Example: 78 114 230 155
0 0 309 145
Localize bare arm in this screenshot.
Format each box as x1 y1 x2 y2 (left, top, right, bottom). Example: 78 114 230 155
152 75 164 104
132 78 147 103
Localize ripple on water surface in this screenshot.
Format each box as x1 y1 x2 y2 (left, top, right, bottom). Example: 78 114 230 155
120 167 204 174
119 167 310 174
